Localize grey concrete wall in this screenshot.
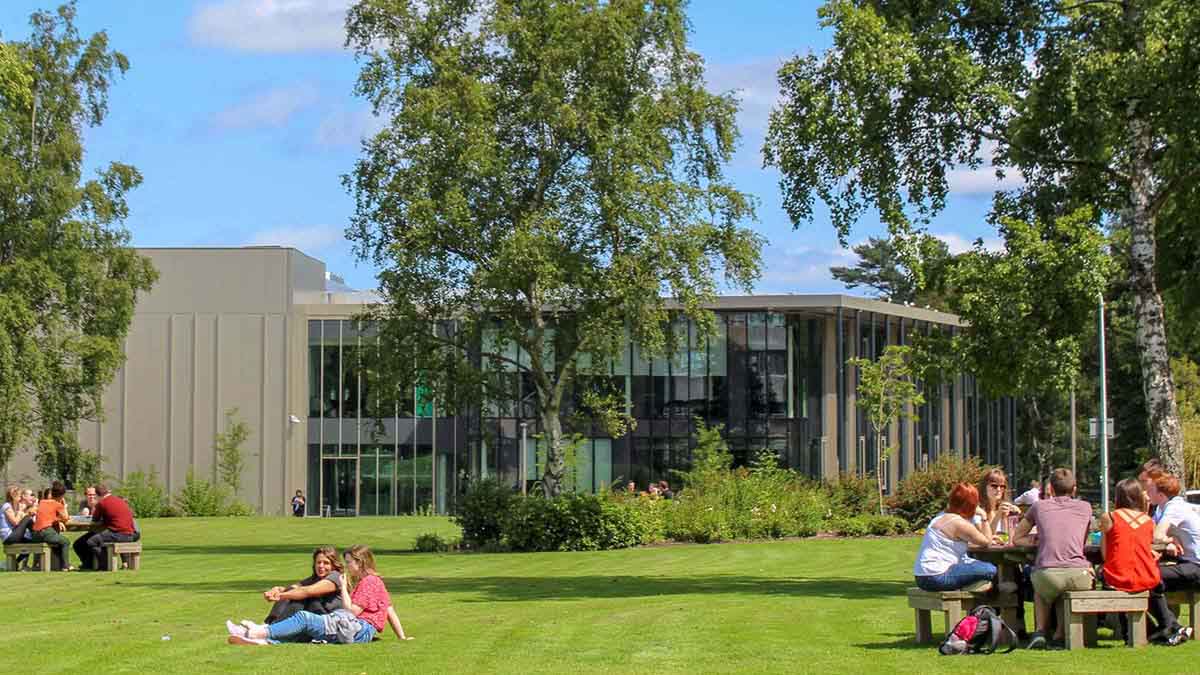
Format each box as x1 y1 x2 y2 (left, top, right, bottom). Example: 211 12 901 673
3 248 320 515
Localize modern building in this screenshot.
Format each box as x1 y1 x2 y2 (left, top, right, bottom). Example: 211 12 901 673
1 247 1017 515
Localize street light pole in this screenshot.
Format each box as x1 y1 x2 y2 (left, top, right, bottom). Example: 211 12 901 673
520 421 528 496
1098 292 1109 512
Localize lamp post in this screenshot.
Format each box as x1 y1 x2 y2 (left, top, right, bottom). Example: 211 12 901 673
519 421 528 496
1098 292 1109 512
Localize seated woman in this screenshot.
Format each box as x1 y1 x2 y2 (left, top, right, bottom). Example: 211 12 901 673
30 481 72 571
1099 477 1159 595
261 546 345 623
1 486 24 544
975 469 1020 540
227 544 413 645
913 482 1003 592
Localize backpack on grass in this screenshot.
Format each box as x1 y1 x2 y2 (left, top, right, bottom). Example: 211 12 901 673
938 605 1018 655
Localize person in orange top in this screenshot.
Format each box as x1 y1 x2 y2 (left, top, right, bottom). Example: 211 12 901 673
1100 478 1160 592
31 480 72 571
1099 478 1162 643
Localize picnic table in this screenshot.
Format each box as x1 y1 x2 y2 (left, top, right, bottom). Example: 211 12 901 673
65 516 95 532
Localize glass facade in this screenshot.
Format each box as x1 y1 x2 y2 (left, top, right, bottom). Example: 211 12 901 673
305 310 1017 516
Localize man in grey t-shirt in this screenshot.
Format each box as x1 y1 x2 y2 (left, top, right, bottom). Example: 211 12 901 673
1012 468 1093 648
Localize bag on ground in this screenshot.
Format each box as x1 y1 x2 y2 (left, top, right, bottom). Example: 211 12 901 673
938 605 1018 655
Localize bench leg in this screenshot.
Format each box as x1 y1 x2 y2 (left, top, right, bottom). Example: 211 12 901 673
1065 599 1085 651
130 552 140 571
105 548 116 573
4 554 13 572
915 609 932 644
1128 611 1148 647
38 552 48 573
1084 614 1098 647
944 603 964 636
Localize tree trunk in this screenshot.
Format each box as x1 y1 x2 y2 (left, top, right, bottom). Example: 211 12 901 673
877 436 885 516
539 404 566 497
1126 114 1185 477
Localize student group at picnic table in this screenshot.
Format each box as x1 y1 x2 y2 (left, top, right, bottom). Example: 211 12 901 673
914 460 1199 649
2 480 139 572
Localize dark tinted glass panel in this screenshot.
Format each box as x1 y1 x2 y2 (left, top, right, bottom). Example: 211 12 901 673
321 458 356 517
748 313 766 350
309 345 322 418
631 376 652 419
378 455 395 515
322 341 339 417
767 313 787 351
359 455 379 516
342 344 360 418
306 444 320 516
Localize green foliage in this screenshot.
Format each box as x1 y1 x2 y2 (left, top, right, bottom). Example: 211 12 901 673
831 235 954 309
887 455 989 530
825 473 879 517
174 469 228 517
119 467 167 518
504 493 648 552
674 420 733 490
0 4 158 470
223 500 255 517
215 408 251 496
414 532 457 553
343 0 762 497
453 478 515 549
764 0 1192 466
848 344 924 514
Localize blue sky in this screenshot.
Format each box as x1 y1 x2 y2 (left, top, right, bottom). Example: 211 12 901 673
1 1 1005 293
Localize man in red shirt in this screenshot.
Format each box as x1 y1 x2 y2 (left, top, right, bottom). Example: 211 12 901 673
72 483 140 570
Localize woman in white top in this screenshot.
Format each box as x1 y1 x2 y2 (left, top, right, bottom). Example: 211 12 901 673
914 482 1000 591
0 486 21 542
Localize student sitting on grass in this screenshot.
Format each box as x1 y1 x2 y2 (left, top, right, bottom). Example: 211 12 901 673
913 482 1006 592
227 544 413 645
1146 472 1199 645
1011 468 1093 649
260 546 345 624
30 481 73 571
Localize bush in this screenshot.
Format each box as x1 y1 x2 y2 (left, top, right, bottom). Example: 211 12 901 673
454 478 515 549
888 455 990 529
174 469 228 517
414 532 456 553
120 468 168 518
828 514 909 537
502 492 649 552
825 472 878 517
223 500 256 517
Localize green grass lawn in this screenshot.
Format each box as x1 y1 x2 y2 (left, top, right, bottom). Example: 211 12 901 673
5 517 1194 673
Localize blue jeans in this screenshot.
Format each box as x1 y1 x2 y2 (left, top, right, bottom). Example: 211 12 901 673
915 559 998 591
267 610 376 644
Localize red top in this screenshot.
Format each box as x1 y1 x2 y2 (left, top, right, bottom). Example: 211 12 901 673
93 495 136 535
33 499 67 532
351 573 392 632
1103 508 1160 593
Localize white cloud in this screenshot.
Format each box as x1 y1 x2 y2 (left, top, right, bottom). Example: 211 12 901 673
705 58 784 136
947 166 1025 195
248 224 344 252
932 231 1005 255
755 241 857 293
209 82 320 132
314 107 386 148
189 0 351 53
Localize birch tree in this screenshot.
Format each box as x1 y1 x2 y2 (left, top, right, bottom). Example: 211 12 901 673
764 0 1198 474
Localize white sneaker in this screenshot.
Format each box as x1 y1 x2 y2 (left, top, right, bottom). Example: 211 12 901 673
240 619 267 633
227 635 268 646
225 620 246 637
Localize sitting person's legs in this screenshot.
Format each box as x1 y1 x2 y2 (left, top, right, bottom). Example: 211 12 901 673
74 532 101 570
1149 561 1200 637
31 528 71 570
1031 568 1093 640
915 559 997 592
263 610 330 643
265 599 304 624
87 529 138 570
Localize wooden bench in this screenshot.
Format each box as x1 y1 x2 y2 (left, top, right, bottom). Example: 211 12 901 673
102 541 142 571
4 543 50 572
1167 590 1197 631
907 588 1020 644
1062 590 1149 650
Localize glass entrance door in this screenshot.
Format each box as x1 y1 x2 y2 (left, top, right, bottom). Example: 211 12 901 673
322 457 358 517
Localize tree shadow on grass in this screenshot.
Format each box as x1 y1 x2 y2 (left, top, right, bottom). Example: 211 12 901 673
118 574 910 602
146 544 421 557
